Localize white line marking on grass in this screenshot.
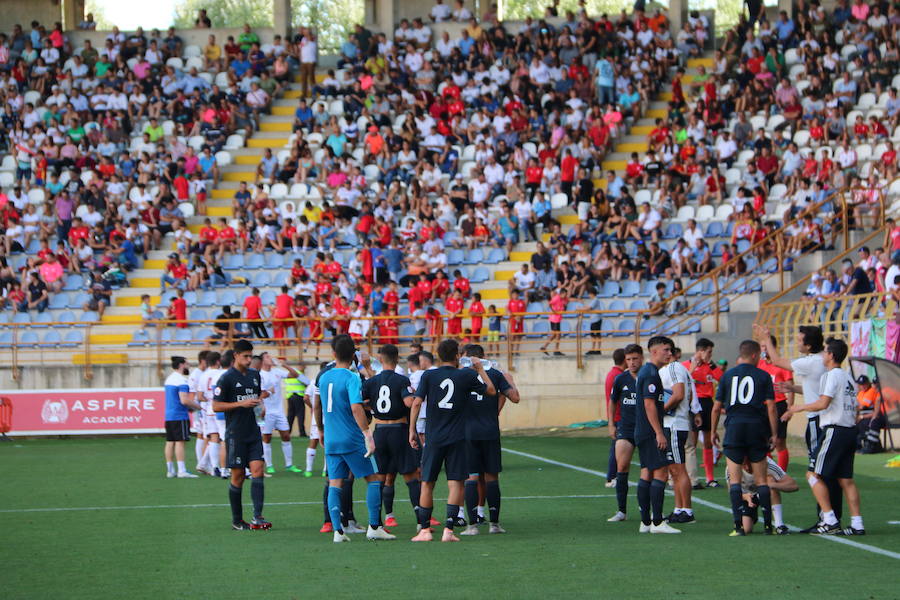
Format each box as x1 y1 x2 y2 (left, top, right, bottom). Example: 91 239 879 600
889 521 900 525
0 494 612 514
503 447 900 561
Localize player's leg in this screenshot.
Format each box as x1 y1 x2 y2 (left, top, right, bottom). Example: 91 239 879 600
668 431 692 523
444 479 464 542
725 458 746 533
685 428 700 489
838 477 864 533
306 423 319 476
462 439 482 532
484 471 503 533
164 439 175 477
401 471 421 520
277 418 300 471
750 459 773 532
775 402 790 470
194 415 207 471
610 438 633 521
228 439 250 529
834 428 864 534
341 475 362 532
649 465 671 530
245 435 270 529
412 443 444 541
326 454 350 539
636 466 652 530
382 472 396 523
605 438 617 486
477 473 487 522
261 428 275 474
700 398 717 486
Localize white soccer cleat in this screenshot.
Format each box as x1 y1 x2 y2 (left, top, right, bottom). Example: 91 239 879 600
607 511 627 522
333 531 351 543
344 520 366 534
604 480 617 488
488 523 506 534
177 471 199 478
459 524 480 536
166 471 176 479
366 526 397 540
650 522 682 534
639 523 651 533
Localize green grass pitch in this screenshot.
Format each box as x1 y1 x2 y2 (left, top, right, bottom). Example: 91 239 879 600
2 433 899 599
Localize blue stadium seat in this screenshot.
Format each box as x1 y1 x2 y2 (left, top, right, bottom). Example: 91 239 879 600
712 241 727 257
79 311 98 323
397 305 410 317
705 221 724 237
470 266 490 283
658 318 679 336
220 291 239 306
599 281 620 298
266 253 285 268
485 248 505 264
49 293 69 310
191 309 208 321
690 298 713 315
639 318 658 335
608 300 626 315
32 312 53 327
224 254 245 270
615 319 635 337
246 254 264 269
12 313 30 326
252 272 271 287
747 276 763 292
40 330 61 347
273 271 290 287
444 232 459 244
464 249 484 264
663 223 683 239
601 319 616 336
621 281 640 297
194 328 213 343
0 331 13 348
198 291 217 307
58 311 76 324
529 321 550 336
718 297 730 312
399 323 416 340
260 290 277 305
128 330 150 346
680 318 702 334
447 249 465 265
70 292 90 309
19 331 38 347
63 274 83 291
736 240 751 253
629 299 648 310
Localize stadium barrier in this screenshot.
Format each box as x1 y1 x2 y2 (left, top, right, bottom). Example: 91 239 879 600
0 397 11 440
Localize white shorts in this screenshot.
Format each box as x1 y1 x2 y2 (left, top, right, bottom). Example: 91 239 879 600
262 412 290 435
216 419 226 439
309 423 320 439
416 417 426 434
190 411 204 435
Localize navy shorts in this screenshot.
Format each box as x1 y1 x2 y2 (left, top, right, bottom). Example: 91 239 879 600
373 424 418 475
775 401 788 439
637 437 672 470
616 426 635 446
693 397 713 432
326 450 377 480
421 440 467 482
805 416 823 469
466 438 502 475
811 425 856 479
723 421 769 464
226 436 264 468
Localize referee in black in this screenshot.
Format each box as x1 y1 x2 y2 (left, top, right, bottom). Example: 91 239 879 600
212 339 272 531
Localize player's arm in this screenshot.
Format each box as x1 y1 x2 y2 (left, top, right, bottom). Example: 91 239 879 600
664 381 684 412
180 388 202 411
785 376 795 407
358 351 375 379
643 385 667 450
765 398 777 449
274 358 299 379
408 395 423 449
754 324 793 372
769 472 799 492
313 391 323 443
501 370 520 403
710 379 725 446
784 392 832 419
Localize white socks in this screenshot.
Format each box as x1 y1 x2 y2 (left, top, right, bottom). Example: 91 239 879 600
176 460 186 474
207 441 220 470
306 448 316 471
166 461 175 474
823 510 838 526
282 441 293 467
773 504 784 527
195 437 205 464
476 506 485 518
458 506 465 518
263 442 273 467
851 515 864 530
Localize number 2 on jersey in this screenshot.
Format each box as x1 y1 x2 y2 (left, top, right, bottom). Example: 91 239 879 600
438 378 455 409
377 385 391 413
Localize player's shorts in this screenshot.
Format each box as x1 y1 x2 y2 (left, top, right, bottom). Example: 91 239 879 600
615 424 635 446
693 397 713 432
637 437 672 470
261 412 290 435
775 401 788 439
165 419 191 442
226 435 264 468
190 411 203 435
203 414 220 437
415 417 426 434
421 439 468 482
216 418 226 439
325 450 377 480
805 416 823 467
273 319 292 339
811 425 856 479
664 428 688 464
550 321 561 331
466 438 502 474
739 497 759 524
373 424 418 475
723 421 769 464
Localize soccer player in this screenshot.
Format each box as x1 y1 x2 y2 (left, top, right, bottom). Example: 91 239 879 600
605 348 626 488
409 339 495 542
259 352 305 474
781 338 865 535
634 336 680 533
726 456 799 535
197 351 223 476
459 344 519 535
607 344 642 523
757 336 794 470
164 356 202 478
315 335 396 542
362 344 420 528
188 350 209 472
412 350 435 449
710 340 779 536
303 374 325 479
661 344 699 524
212 339 272 531
683 338 723 488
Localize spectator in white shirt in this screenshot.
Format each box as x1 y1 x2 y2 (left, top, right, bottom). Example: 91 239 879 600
431 0 452 22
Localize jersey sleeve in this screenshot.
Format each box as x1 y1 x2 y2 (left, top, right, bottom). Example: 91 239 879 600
820 369 839 400
347 371 363 405
760 371 775 402
495 371 512 396
791 355 809 377
610 376 622 406
639 372 659 401
361 377 374 403
213 373 231 403
414 371 429 400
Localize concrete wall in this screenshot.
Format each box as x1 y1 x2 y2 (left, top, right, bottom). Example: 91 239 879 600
3 0 63 29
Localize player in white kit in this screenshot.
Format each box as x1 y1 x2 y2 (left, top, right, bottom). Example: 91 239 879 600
188 351 209 472
304 369 326 478
660 345 701 524
259 352 305 474
197 352 226 477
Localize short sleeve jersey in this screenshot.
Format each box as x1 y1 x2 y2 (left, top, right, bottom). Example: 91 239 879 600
610 371 638 437
319 367 365 455
164 371 190 420
634 362 664 442
791 353 826 418
260 367 288 415
715 363 775 426
415 365 486 446
363 369 413 421
466 367 512 441
214 367 263 442
661 361 693 431
817 367 857 427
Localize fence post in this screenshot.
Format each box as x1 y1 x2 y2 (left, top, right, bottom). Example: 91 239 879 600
506 314 514 372
633 314 640 344
575 312 583 369
155 321 164 381
11 326 19 382
713 275 721 333
776 234 784 291
842 192 849 250
84 323 93 381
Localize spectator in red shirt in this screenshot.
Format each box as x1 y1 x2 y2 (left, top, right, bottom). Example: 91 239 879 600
384 281 400 311
560 148 578 199
604 348 626 484
430 269 450 302
167 288 188 329
452 268 470 298
160 253 188 292
242 287 269 339
540 287 567 356
507 289 526 355
468 292 484 341
757 336 794 470
272 285 295 344
445 289 464 337
67 217 90 248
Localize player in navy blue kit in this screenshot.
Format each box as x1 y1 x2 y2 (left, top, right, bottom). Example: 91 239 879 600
607 344 643 523
211 340 272 531
362 344 421 528
459 344 519 536
410 339 495 542
710 340 779 536
634 336 681 534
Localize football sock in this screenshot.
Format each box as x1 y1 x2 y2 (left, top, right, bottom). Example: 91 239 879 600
418 505 433 529
341 479 355 523
650 479 666 526
606 443 617 482
773 504 784 528
382 484 395 516
306 448 316 471
445 504 460 530
229 484 243 524
465 479 480 521
636 479 651 525
250 477 264 519
166 461 175 474
486 480 501 524
729 484 743 529
195 437 205 465
684 508 694 516
822 510 838 526
366 481 382 528
322 483 330 523
615 472 629 513
757 485 772 529
262 442 273 467
702 448 714 482
776 449 789 471
826 477 843 521
327 486 343 533
176 460 187 474
477 505 485 518
406 479 421 510
851 515 864 530
207 441 220 470
281 441 293 467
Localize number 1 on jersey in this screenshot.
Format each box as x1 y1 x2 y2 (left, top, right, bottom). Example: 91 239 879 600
326 383 333 413
438 378 454 409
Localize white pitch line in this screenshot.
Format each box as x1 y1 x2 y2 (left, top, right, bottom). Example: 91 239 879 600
889 521 900 525
0 494 612 514
502 447 900 562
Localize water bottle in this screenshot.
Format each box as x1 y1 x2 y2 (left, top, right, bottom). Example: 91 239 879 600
459 357 473 368
253 401 264 426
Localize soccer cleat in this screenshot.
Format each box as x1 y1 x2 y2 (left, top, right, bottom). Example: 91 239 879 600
319 522 333 533
166 471 176 479
441 528 460 542
729 528 746 537
474 514 486 525
706 480 721 488
286 465 304 473
213 467 221 478
489 523 506 534
321 468 327 477
454 516 468 528
839 527 865 536
411 528 433 542
692 482 705 490
232 520 252 531
459 524 480 536
650 522 682 534
197 467 213 476
176 471 199 478
366 525 397 540
304 470 313 478
429 517 441 527
639 523 651 533
384 516 399 528
266 466 276 475
798 522 821 534
607 511 627 522
677 513 696 524
775 525 791 535
604 480 616 488
813 522 842 535
344 520 366 534
250 517 272 530
333 531 351 543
